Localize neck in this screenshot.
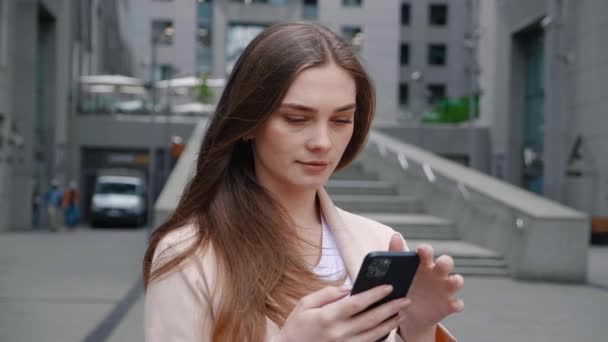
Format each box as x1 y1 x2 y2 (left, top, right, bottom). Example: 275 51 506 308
269 185 320 229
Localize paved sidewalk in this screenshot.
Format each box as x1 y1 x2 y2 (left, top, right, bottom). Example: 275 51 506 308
0 228 147 342
1 230 607 341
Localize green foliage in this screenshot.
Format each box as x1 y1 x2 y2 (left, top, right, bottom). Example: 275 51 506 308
197 73 214 104
422 96 479 123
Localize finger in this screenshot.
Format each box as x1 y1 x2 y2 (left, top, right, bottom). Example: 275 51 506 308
330 284 393 318
348 298 411 335
416 244 434 268
388 234 405 252
352 311 401 342
300 285 351 309
434 255 454 276
446 274 464 292
448 298 465 313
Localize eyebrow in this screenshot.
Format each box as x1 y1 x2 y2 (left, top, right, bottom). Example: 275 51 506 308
279 102 357 113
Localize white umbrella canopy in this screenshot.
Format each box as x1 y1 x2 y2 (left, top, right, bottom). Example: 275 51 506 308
171 102 215 115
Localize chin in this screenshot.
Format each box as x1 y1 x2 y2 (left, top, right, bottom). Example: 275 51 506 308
291 177 329 190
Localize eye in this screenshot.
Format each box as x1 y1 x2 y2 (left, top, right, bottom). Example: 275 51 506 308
333 118 353 125
284 116 307 123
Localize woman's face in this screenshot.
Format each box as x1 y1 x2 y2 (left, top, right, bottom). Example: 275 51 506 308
252 62 356 194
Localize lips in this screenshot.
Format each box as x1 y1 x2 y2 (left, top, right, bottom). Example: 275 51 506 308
297 161 330 174
298 161 329 166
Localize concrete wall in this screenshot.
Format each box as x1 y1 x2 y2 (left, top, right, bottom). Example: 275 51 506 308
0 0 16 230
0 0 138 231
317 0 400 124
377 124 491 173
10 0 43 230
399 0 473 122
563 0 608 217
479 0 608 217
132 0 198 80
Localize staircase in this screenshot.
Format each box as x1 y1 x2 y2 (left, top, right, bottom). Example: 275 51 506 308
330 162 509 277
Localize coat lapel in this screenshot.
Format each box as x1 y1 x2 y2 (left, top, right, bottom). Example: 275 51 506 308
317 187 368 281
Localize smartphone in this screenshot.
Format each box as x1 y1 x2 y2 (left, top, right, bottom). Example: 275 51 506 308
350 251 420 341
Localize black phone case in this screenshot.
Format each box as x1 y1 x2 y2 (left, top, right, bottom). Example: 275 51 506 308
350 251 420 341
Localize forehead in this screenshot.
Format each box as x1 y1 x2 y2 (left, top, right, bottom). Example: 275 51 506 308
281 63 356 107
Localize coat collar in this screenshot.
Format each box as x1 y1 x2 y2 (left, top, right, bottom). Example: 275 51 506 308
317 187 367 281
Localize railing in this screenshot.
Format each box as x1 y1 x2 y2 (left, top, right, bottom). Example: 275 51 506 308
153 122 589 282
154 120 208 226
359 129 589 282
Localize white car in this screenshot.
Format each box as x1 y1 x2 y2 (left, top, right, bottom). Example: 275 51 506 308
90 175 147 227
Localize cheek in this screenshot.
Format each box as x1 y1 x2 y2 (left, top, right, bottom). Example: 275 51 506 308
254 121 294 162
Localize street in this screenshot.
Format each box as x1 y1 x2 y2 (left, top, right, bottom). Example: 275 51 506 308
1 228 607 341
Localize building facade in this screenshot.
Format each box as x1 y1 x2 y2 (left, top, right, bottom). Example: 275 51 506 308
131 0 476 124
0 0 136 231
479 0 608 217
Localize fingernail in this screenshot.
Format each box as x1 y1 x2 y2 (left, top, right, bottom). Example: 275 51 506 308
383 285 393 293
400 298 411 307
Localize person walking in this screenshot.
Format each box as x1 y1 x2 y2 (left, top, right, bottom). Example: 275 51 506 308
62 180 80 231
44 179 63 232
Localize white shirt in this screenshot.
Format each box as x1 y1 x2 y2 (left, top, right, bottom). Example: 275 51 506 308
313 213 353 286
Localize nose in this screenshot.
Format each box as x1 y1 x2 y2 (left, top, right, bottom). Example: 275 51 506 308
307 122 332 152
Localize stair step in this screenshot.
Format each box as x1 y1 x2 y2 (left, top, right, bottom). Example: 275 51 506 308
359 213 452 226
358 213 458 240
407 239 503 258
407 239 508 277
326 180 398 196
333 195 423 213
453 267 510 277
331 168 379 181
454 257 508 268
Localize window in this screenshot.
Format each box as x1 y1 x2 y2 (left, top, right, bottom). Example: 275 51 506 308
427 84 446 104
429 4 448 26
196 24 211 48
197 0 213 19
400 44 410 65
428 44 447 65
401 3 410 26
342 26 363 51
0 0 4 65
302 0 318 20
226 23 266 74
151 20 174 45
158 64 173 81
343 0 362 7
399 84 409 106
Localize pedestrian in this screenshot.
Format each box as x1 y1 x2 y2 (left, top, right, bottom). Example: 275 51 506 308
32 183 42 229
143 22 463 342
169 135 184 169
62 180 80 230
44 179 63 232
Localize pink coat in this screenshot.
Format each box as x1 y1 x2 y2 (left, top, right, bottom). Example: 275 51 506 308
145 188 456 341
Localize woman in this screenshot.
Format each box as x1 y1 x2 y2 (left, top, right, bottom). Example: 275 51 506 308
143 22 463 342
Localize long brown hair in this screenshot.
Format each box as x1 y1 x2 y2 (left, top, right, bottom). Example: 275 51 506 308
143 22 376 341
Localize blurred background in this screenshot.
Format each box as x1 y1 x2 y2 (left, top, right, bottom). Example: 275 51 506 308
0 0 607 341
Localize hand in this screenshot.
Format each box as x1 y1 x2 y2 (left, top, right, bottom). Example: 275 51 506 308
388 235 464 341
276 284 412 342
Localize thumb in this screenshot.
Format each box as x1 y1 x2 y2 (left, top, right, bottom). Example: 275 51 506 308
388 233 405 252
300 285 351 309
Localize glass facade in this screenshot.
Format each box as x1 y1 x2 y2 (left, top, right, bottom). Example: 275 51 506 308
226 23 266 75
196 0 213 75
302 0 318 20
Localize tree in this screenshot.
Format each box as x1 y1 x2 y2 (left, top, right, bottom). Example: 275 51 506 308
197 73 214 104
